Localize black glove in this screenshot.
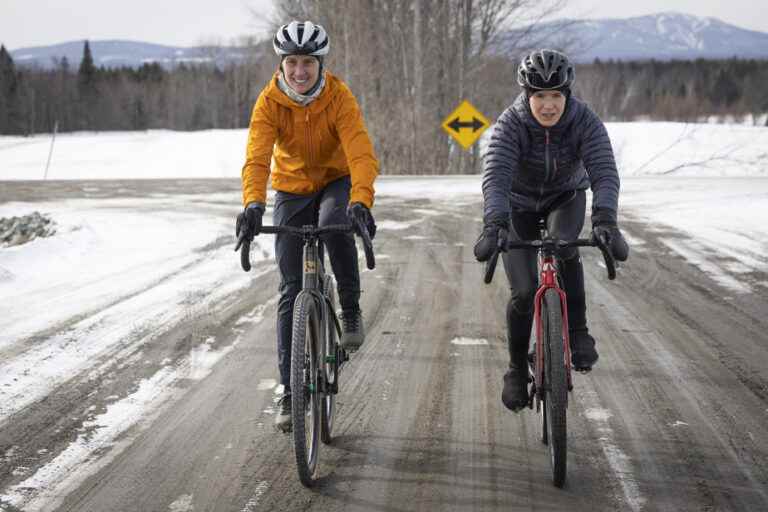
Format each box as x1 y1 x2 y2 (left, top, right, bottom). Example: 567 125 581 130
347 202 376 239
236 203 264 242
591 208 629 262
474 221 509 262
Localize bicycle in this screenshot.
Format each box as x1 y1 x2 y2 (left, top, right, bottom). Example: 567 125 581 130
484 220 616 488
235 220 374 487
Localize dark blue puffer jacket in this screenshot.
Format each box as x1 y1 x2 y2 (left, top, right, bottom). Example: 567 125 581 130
482 92 620 224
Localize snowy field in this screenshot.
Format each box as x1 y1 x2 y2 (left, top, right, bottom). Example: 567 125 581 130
2 122 768 181
0 123 766 509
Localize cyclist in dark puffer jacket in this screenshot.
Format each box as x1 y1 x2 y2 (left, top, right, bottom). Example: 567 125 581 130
474 49 629 411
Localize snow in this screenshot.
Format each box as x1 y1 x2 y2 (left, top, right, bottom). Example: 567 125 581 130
0 122 766 508
0 129 247 180
619 177 767 293
450 337 489 346
1 366 180 510
605 122 768 177
580 390 644 512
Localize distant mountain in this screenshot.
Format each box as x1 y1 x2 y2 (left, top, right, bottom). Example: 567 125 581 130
9 12 768 69
8 40 254 69
507 11 768 62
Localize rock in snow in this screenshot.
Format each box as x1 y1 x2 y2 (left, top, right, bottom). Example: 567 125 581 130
0 212 56 247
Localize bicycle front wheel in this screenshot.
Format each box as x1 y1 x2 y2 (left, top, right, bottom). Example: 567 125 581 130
542 288 568 488
290 292 321 487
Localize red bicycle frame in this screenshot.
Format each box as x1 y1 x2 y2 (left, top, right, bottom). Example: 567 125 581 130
483 229 617 407
532 253 573 401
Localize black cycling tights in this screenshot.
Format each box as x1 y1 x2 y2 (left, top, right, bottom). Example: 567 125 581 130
501 190 588 362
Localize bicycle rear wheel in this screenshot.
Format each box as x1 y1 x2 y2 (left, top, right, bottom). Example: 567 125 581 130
290 292 321 487
542 288 568 488
321 274 340 444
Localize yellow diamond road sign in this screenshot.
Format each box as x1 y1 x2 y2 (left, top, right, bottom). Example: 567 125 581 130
441 100 490 150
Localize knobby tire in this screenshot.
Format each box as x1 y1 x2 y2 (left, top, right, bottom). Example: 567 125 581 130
291 293 320 487
542 288 568 488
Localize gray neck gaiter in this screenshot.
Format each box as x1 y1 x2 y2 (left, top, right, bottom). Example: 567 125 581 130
277 71 326 107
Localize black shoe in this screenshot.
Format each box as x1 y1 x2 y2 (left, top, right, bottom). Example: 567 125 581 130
570 330 598 371
501 366 530 411
275 393 292 432
341 309 365 351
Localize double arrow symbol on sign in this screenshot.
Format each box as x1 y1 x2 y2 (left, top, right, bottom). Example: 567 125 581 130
447 117 485 133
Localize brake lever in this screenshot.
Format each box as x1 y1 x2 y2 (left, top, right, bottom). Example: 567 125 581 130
591 229 616 280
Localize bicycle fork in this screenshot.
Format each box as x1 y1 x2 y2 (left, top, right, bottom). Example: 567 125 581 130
531 260 574 410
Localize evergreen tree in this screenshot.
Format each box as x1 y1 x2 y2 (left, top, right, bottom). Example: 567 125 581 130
77 40 98 129
710 68 740 108
0 44 20 133
78 40 96 88
0 45 16 92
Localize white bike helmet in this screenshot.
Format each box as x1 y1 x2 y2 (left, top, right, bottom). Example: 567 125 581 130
273 21 329 57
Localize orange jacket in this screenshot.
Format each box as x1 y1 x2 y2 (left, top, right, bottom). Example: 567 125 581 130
241 71 379 208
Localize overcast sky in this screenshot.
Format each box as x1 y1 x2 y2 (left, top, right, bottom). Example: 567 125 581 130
1 0 767 51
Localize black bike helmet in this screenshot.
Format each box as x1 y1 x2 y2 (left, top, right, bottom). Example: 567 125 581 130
517 49 574 90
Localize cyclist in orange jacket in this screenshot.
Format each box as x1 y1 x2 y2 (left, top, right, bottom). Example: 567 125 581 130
238 21 379 431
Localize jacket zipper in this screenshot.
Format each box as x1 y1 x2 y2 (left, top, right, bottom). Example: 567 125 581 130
544 129 551 182
305 110 313 169
536 129 550 210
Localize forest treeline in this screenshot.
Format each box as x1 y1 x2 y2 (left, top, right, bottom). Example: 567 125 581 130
0 41 274 135
1 0 767 174
576 58 768 123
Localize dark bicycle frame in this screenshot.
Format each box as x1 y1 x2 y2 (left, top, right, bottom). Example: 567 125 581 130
235 219 374 486
236 221 375 393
